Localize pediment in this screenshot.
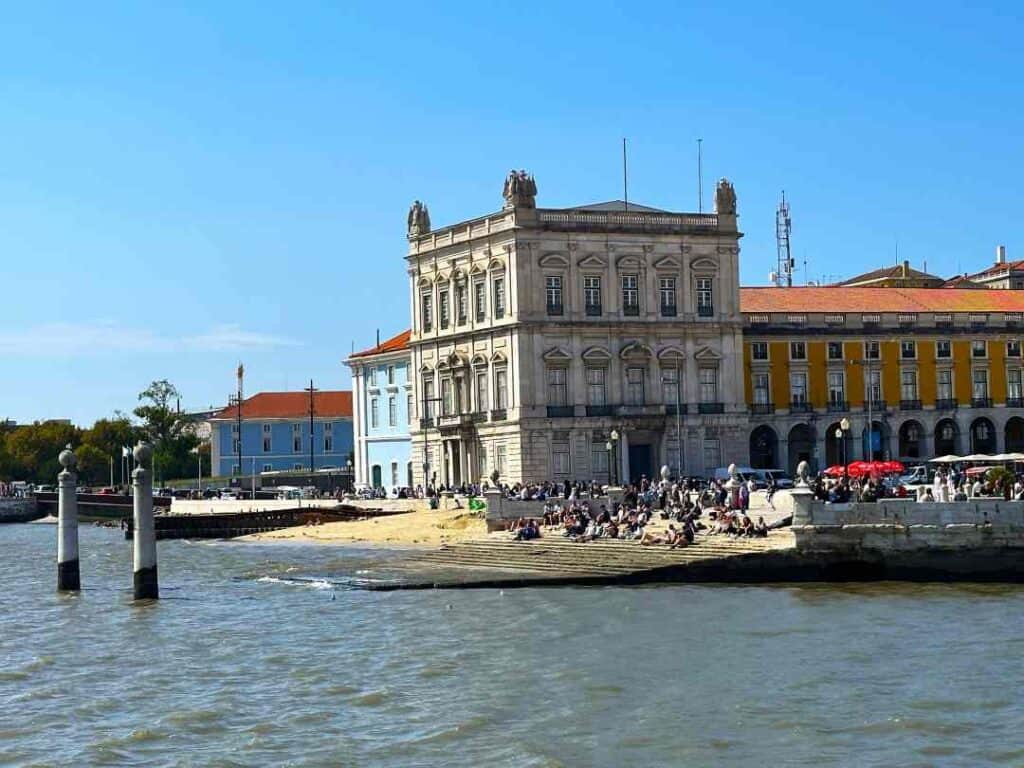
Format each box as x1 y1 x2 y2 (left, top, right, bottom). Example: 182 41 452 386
690 257 718 272
538 253 569 268
657 346 686 360
487 258 506 272
694 345 722 361
471 353 489 367
582 346 612 361
577 254 608 269
491 351 507 363
653 256 682 270
619 341 654 359
615 254 644 269
543 347 573 362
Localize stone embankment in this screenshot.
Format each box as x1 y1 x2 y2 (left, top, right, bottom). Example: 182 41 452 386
0 498 41 523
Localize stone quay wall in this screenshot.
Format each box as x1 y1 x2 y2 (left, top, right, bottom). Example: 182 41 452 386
790 492 1024 554
0 497 41 522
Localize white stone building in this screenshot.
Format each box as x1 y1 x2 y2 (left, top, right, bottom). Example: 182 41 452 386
405 171 746 486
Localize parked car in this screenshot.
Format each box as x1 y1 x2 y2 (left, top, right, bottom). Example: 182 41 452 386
34 485 54 494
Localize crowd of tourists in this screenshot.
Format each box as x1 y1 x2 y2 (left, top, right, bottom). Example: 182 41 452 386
503 474 774 546
813 466 1024 504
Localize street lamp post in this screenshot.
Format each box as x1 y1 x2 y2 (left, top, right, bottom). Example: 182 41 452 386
839 417 850 467
346 458 353 492
609 429 620 486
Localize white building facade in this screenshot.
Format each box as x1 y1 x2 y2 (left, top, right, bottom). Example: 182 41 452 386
405 171 746 486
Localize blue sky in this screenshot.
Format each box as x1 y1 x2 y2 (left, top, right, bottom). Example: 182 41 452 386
2 1 1022 424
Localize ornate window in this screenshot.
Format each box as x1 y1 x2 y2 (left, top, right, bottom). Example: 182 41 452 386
439 289 450 329
696 278 714 317
547 367 568 406
901 370 918 400
790 372 807 404
659 277 677 317
972 340 987 358
584 276 602 315
455 283 468 325
494 367 508 409
864 341 880 360
370 397 379 428
936 340 951 359
699 367 718 403
937 369 953 400
621 275 639 315
493 277 506 318
752 342 768 361
900 340 916 359
474 279 486 322
587 367 607 405
545 276 563 315
421 293 433 332
753 373 770 405
662 367 680 405
973 368 989 399
827 341 843 360
828 372 845 404
626 367 645 405
790 341 807 361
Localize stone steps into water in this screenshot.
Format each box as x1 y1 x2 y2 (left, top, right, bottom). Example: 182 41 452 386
404 533 793 579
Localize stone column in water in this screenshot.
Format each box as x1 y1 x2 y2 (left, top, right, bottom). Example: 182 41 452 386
57 445 80 591
132 442 158 600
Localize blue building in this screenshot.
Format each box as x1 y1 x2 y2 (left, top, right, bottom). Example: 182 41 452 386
208 391 354 478
346 330 413 490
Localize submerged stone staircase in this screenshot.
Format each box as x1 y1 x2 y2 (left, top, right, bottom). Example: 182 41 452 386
405 531 795 581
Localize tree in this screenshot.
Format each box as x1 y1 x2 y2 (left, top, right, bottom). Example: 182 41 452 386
4 421 80 483
75 444 113 486
133 380 198 482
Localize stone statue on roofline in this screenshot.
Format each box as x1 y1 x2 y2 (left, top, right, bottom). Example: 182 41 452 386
407 200 431 237
715 178 737 215
502 169 537 209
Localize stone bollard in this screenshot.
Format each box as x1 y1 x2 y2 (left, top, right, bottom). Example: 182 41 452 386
483 487 504 532
57 445 80 591
132 442 158 600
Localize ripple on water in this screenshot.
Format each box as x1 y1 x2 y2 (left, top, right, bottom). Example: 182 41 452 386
349 690 389 707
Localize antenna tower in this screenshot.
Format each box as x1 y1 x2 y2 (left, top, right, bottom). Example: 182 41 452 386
774 191 794 287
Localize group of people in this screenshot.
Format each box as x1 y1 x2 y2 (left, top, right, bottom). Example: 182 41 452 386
501 474 775 547
812 466 1024 504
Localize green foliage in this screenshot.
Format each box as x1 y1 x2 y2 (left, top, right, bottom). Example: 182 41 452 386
987 465 1014 489
0 379 206 485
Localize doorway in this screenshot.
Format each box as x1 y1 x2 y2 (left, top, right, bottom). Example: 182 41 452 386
628 444 653 482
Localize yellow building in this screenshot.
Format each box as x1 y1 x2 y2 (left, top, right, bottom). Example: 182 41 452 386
740 287 1024 471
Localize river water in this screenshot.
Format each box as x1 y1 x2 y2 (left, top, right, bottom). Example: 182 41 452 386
3 524 1024 767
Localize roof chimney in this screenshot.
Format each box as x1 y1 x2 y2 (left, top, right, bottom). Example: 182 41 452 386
902 259 909 277
997 244 1007 265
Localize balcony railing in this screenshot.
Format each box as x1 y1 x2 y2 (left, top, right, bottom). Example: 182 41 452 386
623 304 640 317
547 405 575 418
586 405 613 417
489 408 507 421
697 306 714 318
419 417 434 429
585 304 602 317
935 398 958 410
827 400 848 412
546 303 563 316
660 304 677 317
665 403 688 416
1007 397 1024 408
900 399 922 411
789 401 812 413
750 403 774 415
698 402 725 414
862 399 887 411
971 397 993 408
470 411 488 423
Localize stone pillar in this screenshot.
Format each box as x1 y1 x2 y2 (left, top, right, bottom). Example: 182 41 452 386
132 442 158 600
56 446 80 592
789 486 815 527
484 487 505 532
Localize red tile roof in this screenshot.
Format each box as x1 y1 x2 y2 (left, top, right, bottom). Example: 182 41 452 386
739 287 1024 314
210 391 352 421
942 275 984 289
349 329 412 359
